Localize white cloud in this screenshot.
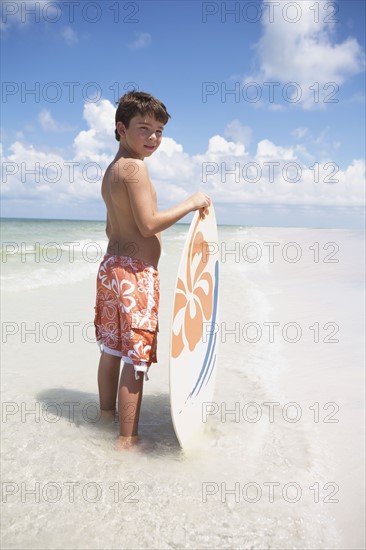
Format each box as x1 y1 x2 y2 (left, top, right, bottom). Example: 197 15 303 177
292 127 308 139
38 110 74 132
39 110 58 131
204 135 247 157
224 120 252 147
247 0 365 109
268 104 285 112
128 32 151 50
61 26 78 46
256 139 296 162
73 100 116 162
1 1 54 29
1 99 365 212
146 137 194 185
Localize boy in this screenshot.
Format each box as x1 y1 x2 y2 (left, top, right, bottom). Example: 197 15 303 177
94 91 211 449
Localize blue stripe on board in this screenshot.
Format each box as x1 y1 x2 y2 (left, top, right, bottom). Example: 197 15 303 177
204 353 216 388
199 338 217 393
186 260 219 401
195 332 217 397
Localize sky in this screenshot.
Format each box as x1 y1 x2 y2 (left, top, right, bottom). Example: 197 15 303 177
1 0 365 227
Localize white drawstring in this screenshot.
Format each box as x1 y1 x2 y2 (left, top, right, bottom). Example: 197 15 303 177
134 364 149 381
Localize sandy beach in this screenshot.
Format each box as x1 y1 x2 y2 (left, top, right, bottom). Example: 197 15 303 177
1 220 365 549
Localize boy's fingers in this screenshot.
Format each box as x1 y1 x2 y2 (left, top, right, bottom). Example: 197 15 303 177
199 207 210 220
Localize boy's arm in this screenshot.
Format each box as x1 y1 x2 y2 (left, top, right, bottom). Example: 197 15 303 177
123 160 210 237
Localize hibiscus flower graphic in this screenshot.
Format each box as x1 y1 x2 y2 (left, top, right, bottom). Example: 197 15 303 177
116 278 136 313
172 229 213 358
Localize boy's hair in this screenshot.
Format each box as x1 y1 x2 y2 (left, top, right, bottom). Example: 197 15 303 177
115 91 171 141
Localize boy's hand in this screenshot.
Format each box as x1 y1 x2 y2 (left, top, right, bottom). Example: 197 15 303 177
189 192 211 219
199 207 209 220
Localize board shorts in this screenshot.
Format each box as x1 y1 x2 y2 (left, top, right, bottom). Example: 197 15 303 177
94 254 159 380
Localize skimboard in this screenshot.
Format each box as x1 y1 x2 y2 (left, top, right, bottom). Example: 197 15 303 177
169 205 219 449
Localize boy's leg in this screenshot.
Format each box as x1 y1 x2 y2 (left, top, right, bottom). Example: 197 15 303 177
97 351 121 416
117 363 144 444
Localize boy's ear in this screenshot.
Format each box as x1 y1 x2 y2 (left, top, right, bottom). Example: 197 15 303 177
116 121 126 138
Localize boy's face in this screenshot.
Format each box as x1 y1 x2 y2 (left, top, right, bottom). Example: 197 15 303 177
117 114 164 159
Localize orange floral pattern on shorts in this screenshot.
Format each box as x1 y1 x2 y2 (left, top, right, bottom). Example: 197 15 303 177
94 255 159 366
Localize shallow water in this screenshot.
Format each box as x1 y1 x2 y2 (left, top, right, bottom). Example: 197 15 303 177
1 219 364 549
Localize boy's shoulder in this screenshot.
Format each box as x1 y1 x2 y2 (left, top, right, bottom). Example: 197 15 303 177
106 156 148 185
111 155 145 171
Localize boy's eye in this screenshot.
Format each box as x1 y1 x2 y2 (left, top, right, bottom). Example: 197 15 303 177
140 126 163 135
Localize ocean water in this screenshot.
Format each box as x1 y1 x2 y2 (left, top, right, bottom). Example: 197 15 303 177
1 218 365 549
0 218 108 291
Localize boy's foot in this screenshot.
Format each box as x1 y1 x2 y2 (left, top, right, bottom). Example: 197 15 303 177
98 410 118 428
100 409 116 418
115 435 139 450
